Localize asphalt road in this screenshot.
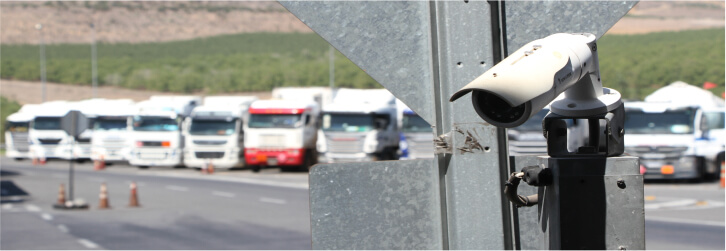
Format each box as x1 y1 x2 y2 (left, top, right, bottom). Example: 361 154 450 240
643 181 725 250
2 157 724 249
1 158 310 250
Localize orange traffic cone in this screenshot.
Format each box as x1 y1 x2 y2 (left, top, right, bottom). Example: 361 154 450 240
720 161 724 189
98 183 110 209
208 163 215 175
56 184 66 205
32 157 39 165
128 182 140 207
94 156 106 171
39 157 47 165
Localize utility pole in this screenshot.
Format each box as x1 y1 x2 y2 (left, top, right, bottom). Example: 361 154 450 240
35 23 46 103
90 22 98 99
328 45 334 89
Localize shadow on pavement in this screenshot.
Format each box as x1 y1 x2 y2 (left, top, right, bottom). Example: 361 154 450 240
1 180 29 203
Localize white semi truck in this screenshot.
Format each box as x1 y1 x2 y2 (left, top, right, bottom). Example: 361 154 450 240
90 99 136 164
183 96 258 169
630 81 725 180
317 88 400 163
624 101 711 180
4 104 41 160
243 99 320 172
127 96 200 168
28 101 72 160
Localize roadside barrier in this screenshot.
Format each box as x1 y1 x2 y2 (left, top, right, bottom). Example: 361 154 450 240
128 182 140 207
56 184 66 206
99 183 110 209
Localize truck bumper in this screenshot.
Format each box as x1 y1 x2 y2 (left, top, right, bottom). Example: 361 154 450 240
245 148 304 166
128 148 183 167
641 156 701 180
184 149 242 169
320 152 376 163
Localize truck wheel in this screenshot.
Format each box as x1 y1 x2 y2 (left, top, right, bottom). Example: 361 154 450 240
138 166 149 169
251 165 261 173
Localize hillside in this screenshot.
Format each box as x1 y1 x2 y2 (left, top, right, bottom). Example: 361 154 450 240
0 1 723 45
0 1 312 44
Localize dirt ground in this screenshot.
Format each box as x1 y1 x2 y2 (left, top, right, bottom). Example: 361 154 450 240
0 79 271 105
0 1 311 45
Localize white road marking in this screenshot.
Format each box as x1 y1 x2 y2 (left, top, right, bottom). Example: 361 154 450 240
647 216 726 227
26 204 41 212
57 224 69 233
645 199 698 210
77 239 100 249
41 213 53 221
212 191 235 198
259 197 287 205
165 185 189 192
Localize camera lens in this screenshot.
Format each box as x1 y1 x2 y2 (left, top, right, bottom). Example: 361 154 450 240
472 90 529 128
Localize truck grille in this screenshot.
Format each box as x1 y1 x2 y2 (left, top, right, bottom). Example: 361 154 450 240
625 146 687 159
260 135 285 148
38 138 62 145
193 140 227 145
326 134 365 154
11 132 29 152
195 152 225 159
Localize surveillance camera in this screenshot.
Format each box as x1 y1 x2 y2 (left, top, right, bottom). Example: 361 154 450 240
449 33 622 128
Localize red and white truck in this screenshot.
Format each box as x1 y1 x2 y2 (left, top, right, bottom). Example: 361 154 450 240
243 100 321 172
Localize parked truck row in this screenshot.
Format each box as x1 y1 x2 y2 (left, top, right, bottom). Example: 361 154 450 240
5 88 434 172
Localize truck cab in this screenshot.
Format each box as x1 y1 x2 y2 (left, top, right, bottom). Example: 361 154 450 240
243 100 320 172
4 104 40 160
127 96 200 168
317 89 400 163
28 101 71 160
183 96 257 169
624 101 708 180
90 99 136 163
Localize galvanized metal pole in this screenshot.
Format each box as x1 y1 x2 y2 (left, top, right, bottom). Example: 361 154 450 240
91 22 98 99
36 24 47 103
429 1 518 248
328 45 334 89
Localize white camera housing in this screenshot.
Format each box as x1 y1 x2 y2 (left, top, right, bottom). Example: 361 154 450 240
449 33 622 128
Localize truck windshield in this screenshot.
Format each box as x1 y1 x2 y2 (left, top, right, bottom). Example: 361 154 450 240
132 117 179 131
625 109 695 134
248 114 301 129
33 117 61 130
403 114 431 133
704 111 725 130
94 118 127 131
322 113 373 132
514 109 550 132
190 119 236 135
7 122 30 132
